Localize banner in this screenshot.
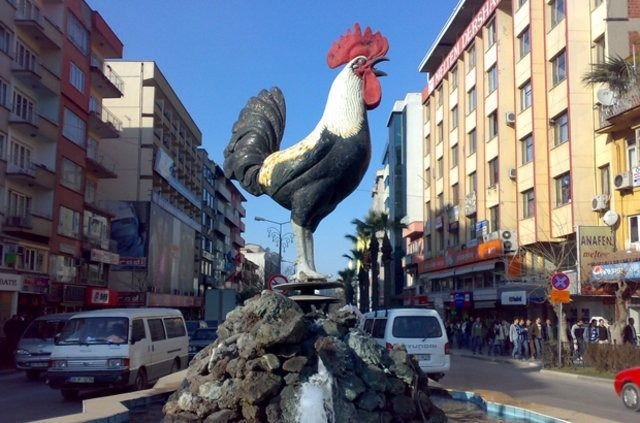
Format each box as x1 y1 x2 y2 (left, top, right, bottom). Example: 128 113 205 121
577 226 615 284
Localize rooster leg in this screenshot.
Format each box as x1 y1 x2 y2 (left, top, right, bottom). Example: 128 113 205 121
292 221 327 281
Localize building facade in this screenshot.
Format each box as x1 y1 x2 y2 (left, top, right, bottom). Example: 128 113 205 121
0 0 124 323
417 0 640 321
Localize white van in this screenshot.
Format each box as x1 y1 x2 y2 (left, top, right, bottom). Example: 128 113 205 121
361 308 450 379
47 308 188 400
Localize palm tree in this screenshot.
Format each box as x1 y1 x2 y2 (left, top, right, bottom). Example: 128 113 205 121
344 230 371 313
582 55 639 97
337 267 356 305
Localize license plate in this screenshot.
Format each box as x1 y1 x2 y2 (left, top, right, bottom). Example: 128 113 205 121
30 362 48 368
69 376 94 383
415 354 431 361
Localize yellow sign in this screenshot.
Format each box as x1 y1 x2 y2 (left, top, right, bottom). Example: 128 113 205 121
549 289 571 304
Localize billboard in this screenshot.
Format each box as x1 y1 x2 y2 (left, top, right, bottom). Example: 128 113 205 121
148 203 196 294
107 201 150 270
577 226 615 284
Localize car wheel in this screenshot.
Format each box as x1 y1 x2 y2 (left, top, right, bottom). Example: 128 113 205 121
26 370 41 381
622 383 640 412
61 389 79 401
134 368 148 391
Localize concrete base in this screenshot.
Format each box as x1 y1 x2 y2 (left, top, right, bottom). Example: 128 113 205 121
278 280 343 312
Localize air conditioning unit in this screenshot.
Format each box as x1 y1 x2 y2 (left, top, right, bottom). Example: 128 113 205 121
613 172 633 190
505 112 516 126
591 194 609 212
508 168 517 180
499 230 518 253
482 231 500 242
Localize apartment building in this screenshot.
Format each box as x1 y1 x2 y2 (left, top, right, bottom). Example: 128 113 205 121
99 60 204 316
417 0 640 321
198 149 246 292
0 0 123 322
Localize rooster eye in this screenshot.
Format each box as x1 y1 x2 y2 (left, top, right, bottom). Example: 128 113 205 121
352 57 367 68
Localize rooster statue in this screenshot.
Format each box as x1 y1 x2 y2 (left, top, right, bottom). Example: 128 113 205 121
223 24 388 281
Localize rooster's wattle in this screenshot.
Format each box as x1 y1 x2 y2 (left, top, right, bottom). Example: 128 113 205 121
223 24 389 281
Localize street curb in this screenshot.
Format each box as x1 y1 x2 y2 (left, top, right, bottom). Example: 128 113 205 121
451 350 541 368
539 369 613 385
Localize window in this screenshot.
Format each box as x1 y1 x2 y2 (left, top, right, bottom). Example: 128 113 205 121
0 77 7 108
487 66 498 94
17 246 46 273
550 0 566 27
627 136 638 170
63 108 86 146
553 112 569 145
67 12 89 55
555 172 571 206
12 90 35 123
451 145 458 168
147 318 166 342
58 206 81 239
61 158 83 192
437 85 443 107
518 0 528 9
518 27 530 58
371 319 387 339
424 135 431 155
489 206 499 232
593 36 605 65
437 123 443 144
436 157 443 178
424 168 431 187
14 39 36 71
630 215 640 243
163 317 186 338
486 19 496 48
132 319 146 342
600 164 610 196
450 66 458 91
467 129 477 155
523 189 535 218
467 87 477 114
451 106 458 129
70 62 85 93
7 190 31 218
520 80 532 110
0 131 5 160
9 139 31 168
452 184 459 204
363 319 373 334
487 112 498 140
468 172 477 192
467 43 476 72
521 134 534 164
468 216 477 239
488 158 499 187
0 23 11 55
84 210 108 242
552 50 567 85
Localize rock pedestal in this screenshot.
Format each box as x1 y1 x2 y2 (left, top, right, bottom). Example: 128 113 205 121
163 291 446 423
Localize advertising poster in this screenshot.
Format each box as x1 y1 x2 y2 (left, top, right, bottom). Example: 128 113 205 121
106 201 150 270
577 226 615 285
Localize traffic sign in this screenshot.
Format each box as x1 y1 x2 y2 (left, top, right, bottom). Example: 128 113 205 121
551 272 570 291
268 274 288 291
549 289 570 304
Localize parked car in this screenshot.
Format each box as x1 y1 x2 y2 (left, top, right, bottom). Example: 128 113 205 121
188 328 218 361
361 308 450 380
47 308 188 400
614 367 640 411
185 320 208 338
15 313 75 381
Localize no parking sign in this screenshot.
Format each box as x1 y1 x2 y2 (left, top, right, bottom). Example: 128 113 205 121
268 274 288 291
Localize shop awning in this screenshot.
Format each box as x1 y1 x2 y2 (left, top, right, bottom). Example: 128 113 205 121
426 269 455 280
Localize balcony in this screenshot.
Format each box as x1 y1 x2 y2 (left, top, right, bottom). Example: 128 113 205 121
86 139 117 178
597 86 640 132
14 1 62 50
3 212 52 240
6 162 54 190
213 219 231 237
232 231 245 248
402 221 424 239
37 113 58 142
88 97 121 138
464 191 477 216
11 58 58 97
89 56 124 98
9 110 38 137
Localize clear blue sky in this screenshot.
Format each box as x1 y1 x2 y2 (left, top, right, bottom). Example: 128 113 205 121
88 0 458 278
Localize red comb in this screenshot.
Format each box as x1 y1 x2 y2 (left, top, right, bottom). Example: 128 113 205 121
327 23 389 69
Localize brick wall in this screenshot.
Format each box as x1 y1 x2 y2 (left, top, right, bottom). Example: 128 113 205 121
629 0 640 18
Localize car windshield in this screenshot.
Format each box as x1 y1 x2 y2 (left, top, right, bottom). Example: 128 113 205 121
58 317 129 345
192 329 217 341
392 316 443 339
22 320 67 340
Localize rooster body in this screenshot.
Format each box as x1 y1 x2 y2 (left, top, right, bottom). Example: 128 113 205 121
224 25 388 281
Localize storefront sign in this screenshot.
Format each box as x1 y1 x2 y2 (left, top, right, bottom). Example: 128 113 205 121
22 277 49 295
202 251 215 261
577 226 615 284
148 292 199 308
90 248 120 265
450 291 473 309
419 239 503 273
59 242 77 255
549 289 571 304
633 166 640 186
86 288 118 306
592 261 640 281
118 257 147 267
117 291 147 307
500 290 527 306
0 272 22 292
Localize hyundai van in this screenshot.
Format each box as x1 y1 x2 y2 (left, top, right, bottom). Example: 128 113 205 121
47 308 188 400
361 308 450 379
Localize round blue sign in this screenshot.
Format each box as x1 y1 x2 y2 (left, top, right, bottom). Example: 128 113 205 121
551 272 570 291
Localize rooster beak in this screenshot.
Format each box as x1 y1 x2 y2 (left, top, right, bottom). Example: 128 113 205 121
371 57 389 77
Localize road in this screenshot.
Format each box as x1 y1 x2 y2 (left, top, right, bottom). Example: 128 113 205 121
439 353 635 423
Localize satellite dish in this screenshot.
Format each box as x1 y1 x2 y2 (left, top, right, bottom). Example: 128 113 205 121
597 88 616 106
603 210 619 227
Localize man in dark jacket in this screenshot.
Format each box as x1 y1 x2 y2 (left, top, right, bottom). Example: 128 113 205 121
623 318 638 346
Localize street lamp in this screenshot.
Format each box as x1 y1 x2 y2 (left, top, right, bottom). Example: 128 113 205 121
254 216 292 274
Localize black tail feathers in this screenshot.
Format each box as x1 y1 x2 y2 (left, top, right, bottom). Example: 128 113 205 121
223 88 286 196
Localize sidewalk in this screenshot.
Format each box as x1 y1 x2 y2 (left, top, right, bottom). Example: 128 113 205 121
451 347 542 369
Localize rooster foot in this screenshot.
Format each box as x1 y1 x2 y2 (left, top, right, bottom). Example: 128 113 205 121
296 268 329 282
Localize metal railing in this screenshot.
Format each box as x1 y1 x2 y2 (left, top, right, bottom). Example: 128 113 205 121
89 97 123 132
90 55 124 93
86 138 116 173
599 86 640 128
6 161 36 176
15 0 42 25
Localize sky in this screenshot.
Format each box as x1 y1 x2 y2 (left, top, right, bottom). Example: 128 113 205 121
87 0 458 279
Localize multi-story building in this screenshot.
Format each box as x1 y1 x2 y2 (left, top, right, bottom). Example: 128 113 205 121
0 0 123 323
241 243 279 289
99 60 204 316
417 0 640 321
198 149 246 292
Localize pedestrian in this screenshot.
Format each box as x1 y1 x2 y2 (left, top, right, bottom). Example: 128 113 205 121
523 319 532 359
623 318 638 346
570 319 586 360
464 317 472 349
530 317 542 359
3 315 26 366
597 319 609 344
501 320 510 355
542 318 555 343
471 317 484 355
587 319 599 344
486 321 496 356
493 320 505 355
509 317 520 359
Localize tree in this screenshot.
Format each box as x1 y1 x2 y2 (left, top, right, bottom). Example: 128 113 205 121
337 267 356 305
582 55 639 97
342 247 369 313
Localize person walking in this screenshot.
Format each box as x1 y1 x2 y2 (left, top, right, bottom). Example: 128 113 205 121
493 320 505 356
542 318 555 343
501 320 510 355
509 317 520 359
587 319 599 345
570 320 586 360
471 317 484 355
486 320 496 356
518 318 530 359
531 317 543 359
623 318 638 346
597 319 609 344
